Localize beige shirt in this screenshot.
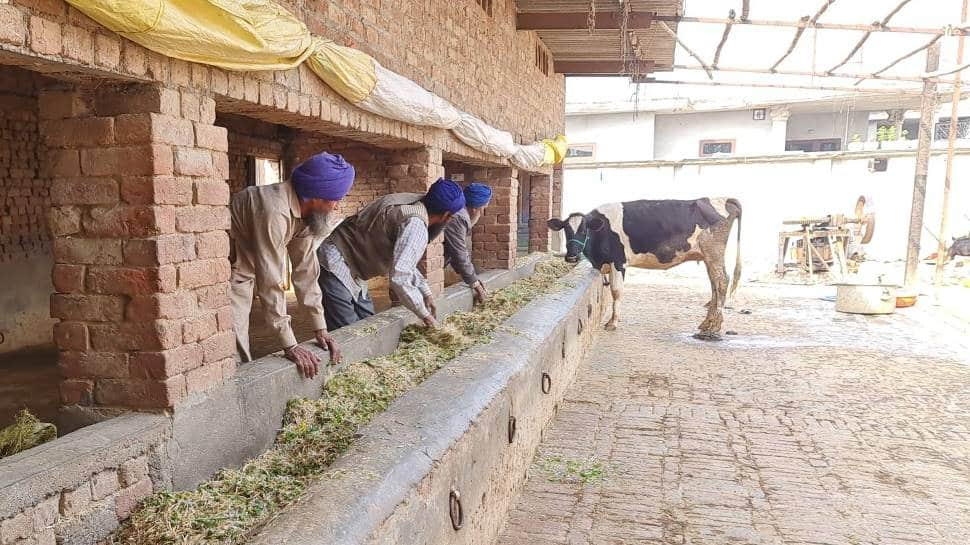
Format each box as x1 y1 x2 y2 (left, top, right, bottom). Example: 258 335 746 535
230 182 329 349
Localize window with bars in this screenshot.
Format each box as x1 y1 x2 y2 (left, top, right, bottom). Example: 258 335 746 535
476 0 492 16
535 41 550 76
934 117 970 140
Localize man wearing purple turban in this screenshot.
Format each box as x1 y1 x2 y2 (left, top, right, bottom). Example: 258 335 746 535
318 178 465 329
229 152 354 379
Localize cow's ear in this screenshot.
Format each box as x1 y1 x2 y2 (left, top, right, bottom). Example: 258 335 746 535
547 218 566 231
587 216 606 232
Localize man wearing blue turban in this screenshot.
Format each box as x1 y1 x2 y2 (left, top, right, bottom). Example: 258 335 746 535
229 152 354 379
318 178 465 329
444 182 492 304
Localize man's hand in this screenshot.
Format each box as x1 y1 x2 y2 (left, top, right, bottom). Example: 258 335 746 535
423 294 438 319
314 329 343 366
472 281 488 305
283 344 320 379
423 315 439 329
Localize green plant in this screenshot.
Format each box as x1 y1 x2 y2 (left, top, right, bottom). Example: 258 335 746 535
539 455 608 485
851 134 862 143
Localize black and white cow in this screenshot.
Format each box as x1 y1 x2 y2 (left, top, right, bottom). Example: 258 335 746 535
548 198 742 340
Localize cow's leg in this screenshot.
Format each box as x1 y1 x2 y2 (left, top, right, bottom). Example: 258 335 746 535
695 229 729 340
605 267 624 331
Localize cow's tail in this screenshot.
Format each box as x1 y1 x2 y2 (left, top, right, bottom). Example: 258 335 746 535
726 198 742 298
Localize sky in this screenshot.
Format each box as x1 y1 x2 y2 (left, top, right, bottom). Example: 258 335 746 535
566 0 969 106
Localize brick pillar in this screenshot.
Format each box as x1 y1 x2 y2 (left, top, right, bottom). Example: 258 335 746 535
529 174 553 252
472 167 518 270
550 167 564 253
387 146 445 297
43 83 233 415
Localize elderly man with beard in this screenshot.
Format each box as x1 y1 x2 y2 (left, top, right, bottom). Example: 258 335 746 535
444 183 492 304
229 152 354 378
317 178 466 330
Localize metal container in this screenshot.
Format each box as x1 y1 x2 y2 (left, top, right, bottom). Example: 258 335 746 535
833 283 898 314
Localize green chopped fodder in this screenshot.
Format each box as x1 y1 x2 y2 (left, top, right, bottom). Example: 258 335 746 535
0 409 56 459
115 259 574 545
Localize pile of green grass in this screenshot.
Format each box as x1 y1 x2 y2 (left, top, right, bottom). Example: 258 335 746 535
115 260 573 545
0 409 56 459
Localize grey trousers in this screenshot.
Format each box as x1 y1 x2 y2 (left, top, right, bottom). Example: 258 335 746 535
319 269 375 331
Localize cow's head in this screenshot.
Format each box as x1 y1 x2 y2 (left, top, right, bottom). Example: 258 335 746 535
547 213 606 264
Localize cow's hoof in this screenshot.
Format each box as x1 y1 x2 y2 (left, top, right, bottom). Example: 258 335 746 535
693 331 723 342
605 323 618 331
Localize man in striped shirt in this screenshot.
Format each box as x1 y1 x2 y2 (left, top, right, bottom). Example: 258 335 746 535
443 183 492 305
317 178 466 330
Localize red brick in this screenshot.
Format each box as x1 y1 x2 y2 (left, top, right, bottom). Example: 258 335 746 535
51 178 118 205
83 205 176 237
60 379 94 405
81 145 173 177
126 291 197 321
193 179 229 206
177 258 230 289
191 64 209 88
120 176 193 205
130 343 204 379
94 376 186 408
182 314 217 343
200 97 216 125
185 363 224 395
123 234 196 266
38 89 90 120
94 33 120 68
194 123 228 152
0 6 26 47
146 51 170 82
45 150 81 178
196 230 229 258
210 70 228 95
51 294 125 321
88 321 180 352
54 238 123 265
41 117 114 148
62 25 93 64
114 113 194 146
180 92 200 122
173 147 212 177
216 305 233 332
212 151 229 180
52 264 86 293
201 330 235 363
29 16 60 55
115 479 153 519
49 207 82 236
196 284 230 309
175 205 229 232
95 85 178 117
121 42 147 76
86 266 175 296
59 351 129 379
54 321 88 351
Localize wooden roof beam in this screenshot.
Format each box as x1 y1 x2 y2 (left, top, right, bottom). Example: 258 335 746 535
556 60 656 75
653 15 969 36
516 11 653 30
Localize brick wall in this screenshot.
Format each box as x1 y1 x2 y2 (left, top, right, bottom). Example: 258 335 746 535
44 82 234 412
0 65 57 353
278 0 565 145
218 114 285 194
0 66 46 264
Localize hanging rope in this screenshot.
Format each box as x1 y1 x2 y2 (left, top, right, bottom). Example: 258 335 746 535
587 0 596 34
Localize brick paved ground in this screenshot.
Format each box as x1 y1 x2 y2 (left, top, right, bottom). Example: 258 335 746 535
497 269 970 545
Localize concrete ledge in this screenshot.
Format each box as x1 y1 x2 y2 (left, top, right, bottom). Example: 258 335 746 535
168 254 547 489
248 263 605 545
0 413 170 519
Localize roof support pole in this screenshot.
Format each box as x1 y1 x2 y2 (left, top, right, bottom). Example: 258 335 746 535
936 0 969 285
904 42 941 291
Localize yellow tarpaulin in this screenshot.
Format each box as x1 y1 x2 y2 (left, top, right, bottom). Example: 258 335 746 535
65 0 563 169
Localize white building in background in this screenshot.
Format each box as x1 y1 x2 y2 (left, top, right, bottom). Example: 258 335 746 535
562 92 970 276
566 92 970 163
